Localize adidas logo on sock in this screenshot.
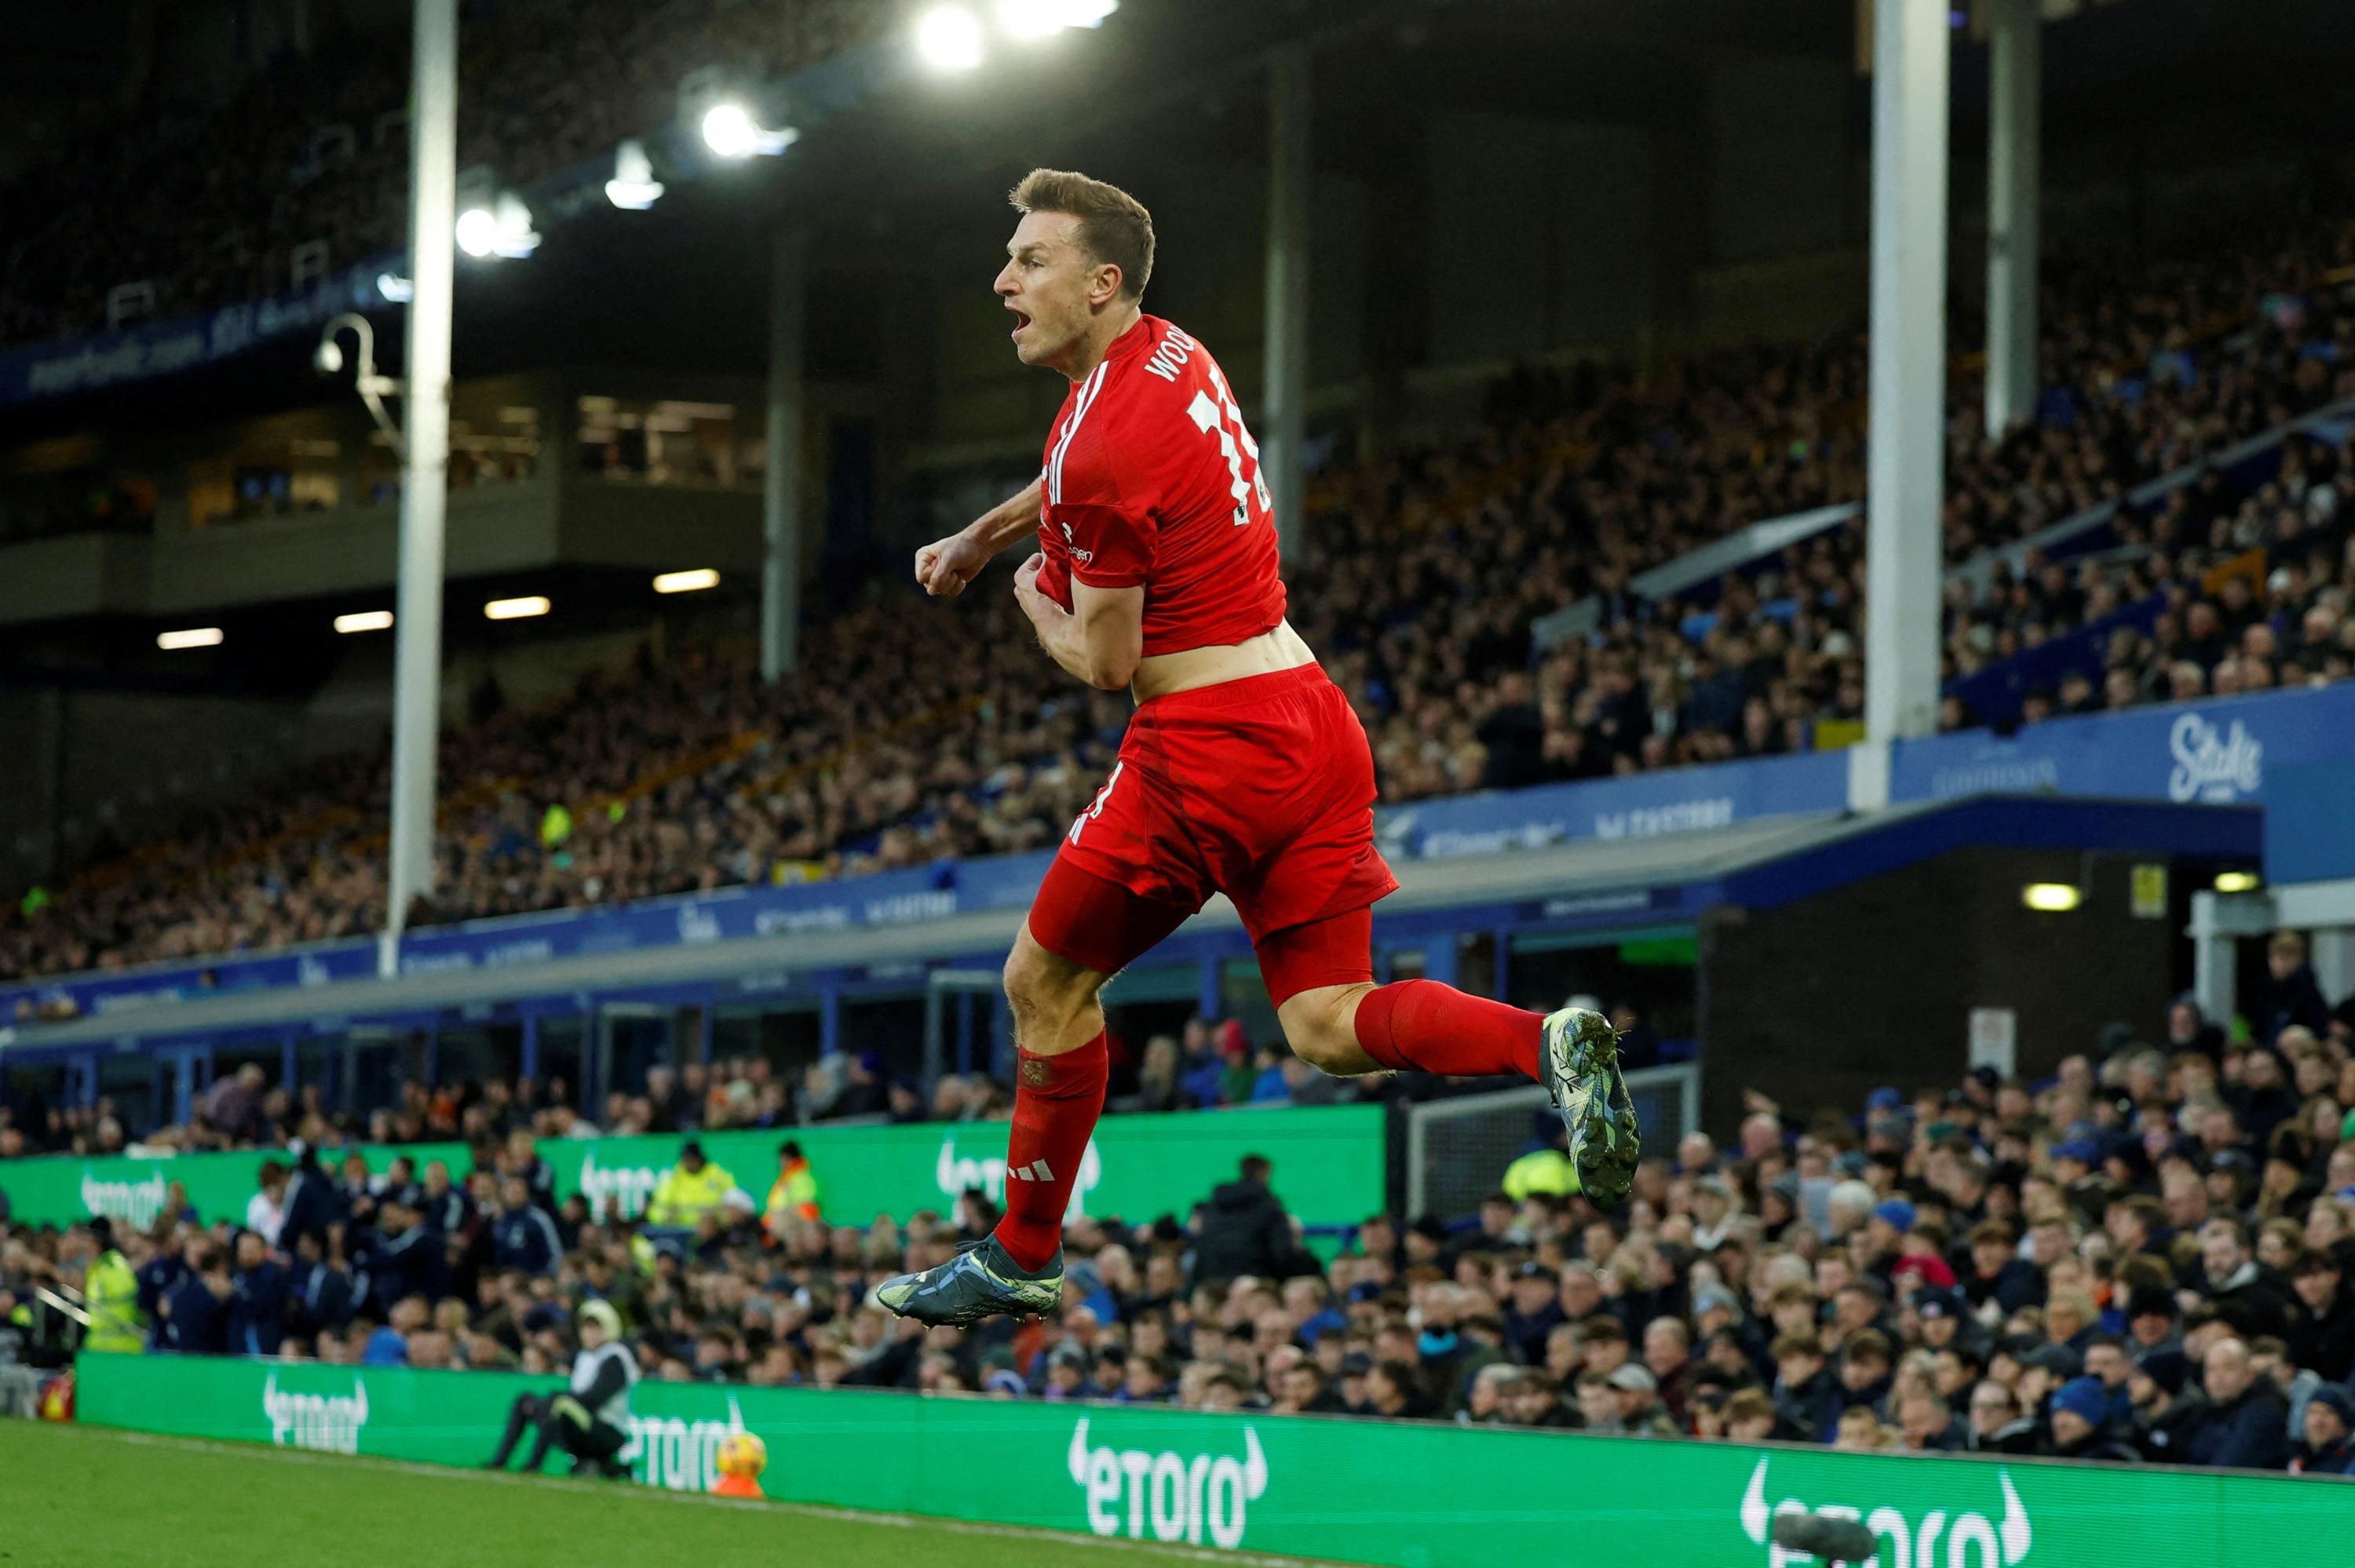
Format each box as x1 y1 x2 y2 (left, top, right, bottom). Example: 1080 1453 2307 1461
1008 1158 1054 1183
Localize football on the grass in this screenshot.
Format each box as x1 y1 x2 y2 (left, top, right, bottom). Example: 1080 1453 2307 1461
716 1432 768 1479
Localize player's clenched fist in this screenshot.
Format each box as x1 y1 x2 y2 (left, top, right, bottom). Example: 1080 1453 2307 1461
914 532 989 597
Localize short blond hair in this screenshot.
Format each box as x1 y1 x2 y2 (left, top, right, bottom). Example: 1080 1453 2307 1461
1010 167 1154 300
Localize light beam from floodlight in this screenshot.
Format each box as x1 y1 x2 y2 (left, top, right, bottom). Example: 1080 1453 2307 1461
490 191 539 257
484 596 550 620
377 272 414 302
654 568 721 594
918 5 986 70
998 0 1116 36
157 627 225 651
336 610 396 633
702 104 798 158
605 139 665 209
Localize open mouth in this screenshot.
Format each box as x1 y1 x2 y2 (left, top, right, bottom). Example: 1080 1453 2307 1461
1010 309 1031 336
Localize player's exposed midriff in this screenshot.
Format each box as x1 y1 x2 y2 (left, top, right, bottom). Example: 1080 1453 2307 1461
1126 616 1318 703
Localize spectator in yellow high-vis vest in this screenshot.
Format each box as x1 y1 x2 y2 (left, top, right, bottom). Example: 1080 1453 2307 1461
764 1140 822 1236
645 1141 735 1229
78 1218 146 1354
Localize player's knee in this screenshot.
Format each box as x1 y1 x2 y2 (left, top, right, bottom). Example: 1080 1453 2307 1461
1002 939 1089 1027
1278 984 1370 1074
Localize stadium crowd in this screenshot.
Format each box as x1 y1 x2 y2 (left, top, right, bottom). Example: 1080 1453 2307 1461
9 197 2355 984
0 0 878 348
5 951 2355 1479
7 112 2355 997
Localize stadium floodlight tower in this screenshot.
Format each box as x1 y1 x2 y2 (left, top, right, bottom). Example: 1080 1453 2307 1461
389 0 459 968
1853 0 1949 812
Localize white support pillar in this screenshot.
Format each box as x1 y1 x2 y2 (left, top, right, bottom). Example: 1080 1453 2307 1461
1985 0 2040 438
1261 44 1311 565
2189 891 2241 1027
761 224 808 683
2311 927 2355 1011
385 0 457 965
1862 0 1949 761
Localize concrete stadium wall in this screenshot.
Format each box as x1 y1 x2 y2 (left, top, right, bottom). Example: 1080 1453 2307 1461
1697 845 2179 1136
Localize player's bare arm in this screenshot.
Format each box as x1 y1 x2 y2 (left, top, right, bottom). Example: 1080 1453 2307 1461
1012 551 1141 691
913 476 1043 598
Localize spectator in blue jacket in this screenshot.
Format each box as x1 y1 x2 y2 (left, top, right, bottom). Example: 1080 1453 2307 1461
274 1143 343 1258
416 1160 471 1238
155 1240 230 1356
491 1177 564 1276
1772 1332 1842 1442
290 1232 354 1337
135 1226 190 1324
2183 1338 2291 1471
2290 1387 2355 1476
226 1231 290 1356
355 1198 442 1317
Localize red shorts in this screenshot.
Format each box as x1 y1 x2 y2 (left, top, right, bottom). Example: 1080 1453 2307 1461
1027 663 1398 1002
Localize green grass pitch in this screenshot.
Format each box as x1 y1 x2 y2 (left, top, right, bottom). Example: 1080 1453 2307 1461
3 1418 1321 1568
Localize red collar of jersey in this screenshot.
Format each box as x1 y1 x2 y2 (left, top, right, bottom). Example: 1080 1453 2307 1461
1087 312 1160 375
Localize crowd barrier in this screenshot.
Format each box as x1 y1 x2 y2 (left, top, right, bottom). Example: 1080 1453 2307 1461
0 1105 1386 1235
72 1352 2346 1567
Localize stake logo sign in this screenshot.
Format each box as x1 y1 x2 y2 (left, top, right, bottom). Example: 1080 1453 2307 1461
938 1134 1101 1217
1738 1456 2032 1568
628 1393 748 1493
262 1372 370 1454
1066 1417 1268 1550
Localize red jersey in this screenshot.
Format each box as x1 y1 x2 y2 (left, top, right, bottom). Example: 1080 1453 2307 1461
1034 315 1287 658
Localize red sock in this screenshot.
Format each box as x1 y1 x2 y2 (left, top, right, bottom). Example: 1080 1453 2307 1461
991 1032 1108 1271
1352 979 1542 1081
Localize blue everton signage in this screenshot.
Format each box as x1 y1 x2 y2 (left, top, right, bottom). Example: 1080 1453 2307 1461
1887 681 2355 808
1375 749 1849 859
0 261 400 407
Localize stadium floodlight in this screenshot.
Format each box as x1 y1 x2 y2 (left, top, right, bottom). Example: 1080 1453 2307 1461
457 192 539 258
2021 882 2082 913
484 595 551 621
653 568 721 594
917 5 987 70
703 103 758 157
605 139 666 209
335 610 396 634
703 103 757 157
156 627 225 651
996 0 1116 37
376 272 414 302
455 206 500 257
702 103 800 158
2213 870 2262 893
490 191 539 257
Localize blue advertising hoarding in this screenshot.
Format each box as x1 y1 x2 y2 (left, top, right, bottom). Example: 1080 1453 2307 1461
1886 680 2354 809
1374 748 1849 859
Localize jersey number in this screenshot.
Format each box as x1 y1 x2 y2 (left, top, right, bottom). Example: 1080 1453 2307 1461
1186 373 1272 527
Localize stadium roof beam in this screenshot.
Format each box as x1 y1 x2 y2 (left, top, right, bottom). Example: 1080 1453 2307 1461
1854 0 1950 811
1984 0 2041 438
